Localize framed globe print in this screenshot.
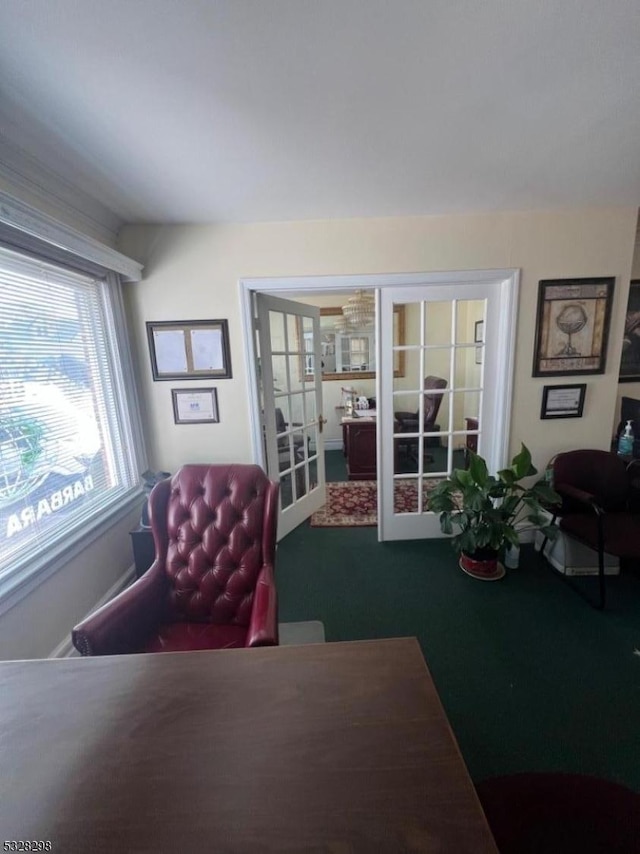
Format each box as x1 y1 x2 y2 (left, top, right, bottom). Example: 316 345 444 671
532 278 614 377
619 279 640 382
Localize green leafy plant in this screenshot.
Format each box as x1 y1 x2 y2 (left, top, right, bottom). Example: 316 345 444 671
428 443 559 558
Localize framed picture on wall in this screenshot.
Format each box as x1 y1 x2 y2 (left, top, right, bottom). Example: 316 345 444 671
301 305 406 381
619 279 640 383
532 277 614 377
172 388 219 424
540 384 586 419
146 319 232 381
474 320 484 365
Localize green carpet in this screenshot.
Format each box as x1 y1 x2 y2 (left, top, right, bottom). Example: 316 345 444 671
275 526 640 792
324 447 466 482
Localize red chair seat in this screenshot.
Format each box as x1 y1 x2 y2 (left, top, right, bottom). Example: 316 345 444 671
142 622 248 653
476 772 640 853
560 511 640 559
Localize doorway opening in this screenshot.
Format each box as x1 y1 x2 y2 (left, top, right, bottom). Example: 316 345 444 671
240 269 519 542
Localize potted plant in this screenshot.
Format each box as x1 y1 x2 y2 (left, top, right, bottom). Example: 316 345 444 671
428 444 559 580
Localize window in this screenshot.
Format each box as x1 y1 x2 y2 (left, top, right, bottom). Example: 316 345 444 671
336 332 375 372
0 244 142 590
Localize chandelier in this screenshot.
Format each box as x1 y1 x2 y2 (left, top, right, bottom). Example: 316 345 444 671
339 289 375 330
334 314 350 334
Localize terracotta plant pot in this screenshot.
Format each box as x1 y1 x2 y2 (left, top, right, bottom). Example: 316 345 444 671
459 550 505 581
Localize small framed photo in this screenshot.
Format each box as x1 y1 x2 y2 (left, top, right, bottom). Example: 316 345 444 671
474 320 484 364
532 278 614 377
172 388 219 424
147 319 232 381
540 384 586 419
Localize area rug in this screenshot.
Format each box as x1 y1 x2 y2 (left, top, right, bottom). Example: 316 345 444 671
309 480 444 527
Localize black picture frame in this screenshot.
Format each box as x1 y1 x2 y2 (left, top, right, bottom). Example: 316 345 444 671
474 320 484 365
171 387 219 424
532 278 614 377
540 384 586 419
619 279 640 383
146 319 232 381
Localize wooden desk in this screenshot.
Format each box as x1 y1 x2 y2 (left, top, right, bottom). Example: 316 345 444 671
0 639 496 853
342 415 377 480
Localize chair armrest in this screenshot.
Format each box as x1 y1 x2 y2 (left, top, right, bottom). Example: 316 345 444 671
245 564 278 647
555 483 604 514
72 562 169 656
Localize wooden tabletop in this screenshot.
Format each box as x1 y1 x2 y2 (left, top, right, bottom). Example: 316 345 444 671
0 638 496 853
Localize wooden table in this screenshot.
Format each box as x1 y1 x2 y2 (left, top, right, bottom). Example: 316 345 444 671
0 638 496 853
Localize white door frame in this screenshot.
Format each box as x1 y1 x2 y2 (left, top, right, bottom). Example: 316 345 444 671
239 269 519 531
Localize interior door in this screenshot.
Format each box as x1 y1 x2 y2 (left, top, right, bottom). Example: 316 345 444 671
378 281 508 541
256 293 326 540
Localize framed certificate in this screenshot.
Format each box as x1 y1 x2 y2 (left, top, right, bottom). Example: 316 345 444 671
172 388 219 424
540 384 586 419
147 319 232 380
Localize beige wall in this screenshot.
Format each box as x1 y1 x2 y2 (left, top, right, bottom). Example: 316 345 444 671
120 207 637 475
0 505 140 660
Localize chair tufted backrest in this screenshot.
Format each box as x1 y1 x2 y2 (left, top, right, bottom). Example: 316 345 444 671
148 464 279 625
423 376 447 426
553 449 629 512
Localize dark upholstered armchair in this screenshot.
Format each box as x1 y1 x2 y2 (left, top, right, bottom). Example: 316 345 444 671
543 450 640 609
72 464 279 655
395 376 447 462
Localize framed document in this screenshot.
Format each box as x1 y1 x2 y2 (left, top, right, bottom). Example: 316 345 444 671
172 388 219 424
146 319 232 380
540 384 586 419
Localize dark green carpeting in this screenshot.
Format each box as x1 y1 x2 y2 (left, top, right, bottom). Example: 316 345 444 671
324 447 466 482
275 524 640 792
324 449 348 482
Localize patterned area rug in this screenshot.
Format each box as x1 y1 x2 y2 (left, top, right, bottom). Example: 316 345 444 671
309 480 444 527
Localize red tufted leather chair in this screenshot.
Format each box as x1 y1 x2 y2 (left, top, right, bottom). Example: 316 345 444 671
72 464 279 655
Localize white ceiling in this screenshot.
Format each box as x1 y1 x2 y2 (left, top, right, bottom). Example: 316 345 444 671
0 0 639 226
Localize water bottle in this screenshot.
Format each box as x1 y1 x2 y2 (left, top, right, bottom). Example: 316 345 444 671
504 543 520 569
617 420 634 456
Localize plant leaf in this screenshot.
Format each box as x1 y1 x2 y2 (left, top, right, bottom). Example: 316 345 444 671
468 452 488 486
511 443 537 479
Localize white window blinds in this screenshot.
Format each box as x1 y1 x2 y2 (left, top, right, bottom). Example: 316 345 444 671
0 244 140 585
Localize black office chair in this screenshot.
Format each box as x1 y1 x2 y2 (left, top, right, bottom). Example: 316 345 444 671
395 376 447 464
275 407 306 455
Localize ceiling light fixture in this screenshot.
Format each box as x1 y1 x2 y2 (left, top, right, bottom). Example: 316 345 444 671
340 289 375 329
334 314 350 334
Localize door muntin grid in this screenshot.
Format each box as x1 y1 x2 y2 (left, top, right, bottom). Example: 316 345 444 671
392 298 485 515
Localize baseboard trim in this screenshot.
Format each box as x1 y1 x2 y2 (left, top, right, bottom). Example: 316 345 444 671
48 564 136 658
324 440 343 451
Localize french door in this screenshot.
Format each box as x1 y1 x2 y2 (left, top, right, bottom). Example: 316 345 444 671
378 274 517 541
256 293 326 540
